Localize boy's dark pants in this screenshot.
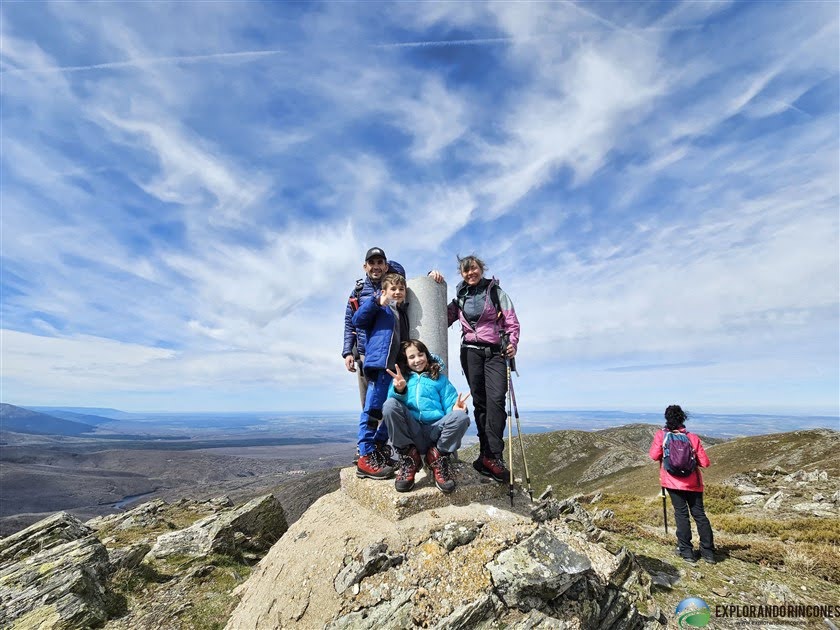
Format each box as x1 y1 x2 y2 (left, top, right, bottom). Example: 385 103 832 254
460 347 507 457
666 489 714 556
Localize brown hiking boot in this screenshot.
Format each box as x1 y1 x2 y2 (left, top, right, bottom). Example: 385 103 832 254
425 446 455 494
395 446 422 492
474 454 510 483
356 450 395 479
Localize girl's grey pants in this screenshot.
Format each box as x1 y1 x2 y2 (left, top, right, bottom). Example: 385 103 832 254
382 398 470 455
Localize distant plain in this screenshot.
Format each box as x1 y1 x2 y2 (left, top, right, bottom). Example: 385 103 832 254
1 405 837 535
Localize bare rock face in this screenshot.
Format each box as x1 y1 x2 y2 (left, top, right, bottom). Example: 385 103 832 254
334 542 404 594
0 512 92 565
487 527 591 610
145 494 287 561
0 513 111 629
0 494 289 629
87 499 168 532
339 462 507 521
225 467 662 629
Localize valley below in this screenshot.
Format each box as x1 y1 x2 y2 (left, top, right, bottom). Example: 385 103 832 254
0 407 357 535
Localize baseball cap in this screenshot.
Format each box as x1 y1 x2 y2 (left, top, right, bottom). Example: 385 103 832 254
365 247 387 261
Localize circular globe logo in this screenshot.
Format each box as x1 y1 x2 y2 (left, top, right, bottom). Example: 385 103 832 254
675 597 711 628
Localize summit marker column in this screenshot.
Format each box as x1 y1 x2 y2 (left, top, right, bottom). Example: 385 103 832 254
406 276 449 374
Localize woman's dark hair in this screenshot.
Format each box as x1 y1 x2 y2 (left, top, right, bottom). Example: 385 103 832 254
398 339 441 380
456 254 486 275
664 404 688 431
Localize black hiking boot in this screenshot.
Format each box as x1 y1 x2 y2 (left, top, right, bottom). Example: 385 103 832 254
426 447 456 494
375 441 396 465
395 446 422 492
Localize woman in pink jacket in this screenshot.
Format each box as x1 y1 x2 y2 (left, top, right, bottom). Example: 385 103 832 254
649 405 716 564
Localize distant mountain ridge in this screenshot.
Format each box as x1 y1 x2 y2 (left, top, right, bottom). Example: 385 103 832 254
25 409 116 425
27 406 138 420
0 403 95 436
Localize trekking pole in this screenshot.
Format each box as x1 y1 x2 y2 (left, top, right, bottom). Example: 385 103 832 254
506 359 515 507
506 362 533 502
661 487 668 535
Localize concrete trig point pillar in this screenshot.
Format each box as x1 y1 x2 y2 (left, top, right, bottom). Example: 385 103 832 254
406 276 448 374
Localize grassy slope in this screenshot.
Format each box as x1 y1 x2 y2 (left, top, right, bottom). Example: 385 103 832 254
582 428 839 499
463 423 726 499
490 426 840 628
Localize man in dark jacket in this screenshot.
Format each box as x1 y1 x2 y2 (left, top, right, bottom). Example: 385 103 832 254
341 248 444 475
342 247 407 407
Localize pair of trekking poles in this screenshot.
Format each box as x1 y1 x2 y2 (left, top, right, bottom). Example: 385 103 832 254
501 335 534 506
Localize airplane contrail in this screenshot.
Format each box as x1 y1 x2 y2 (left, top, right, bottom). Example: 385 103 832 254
0 49 284 76
2 17 703 77
373 36 518 49
372 22 701 50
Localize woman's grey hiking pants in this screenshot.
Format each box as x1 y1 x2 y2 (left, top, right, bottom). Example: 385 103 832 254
382 398 469 455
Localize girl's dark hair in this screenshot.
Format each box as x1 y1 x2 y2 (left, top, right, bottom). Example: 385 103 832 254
664 405 688 431
399 339 441 380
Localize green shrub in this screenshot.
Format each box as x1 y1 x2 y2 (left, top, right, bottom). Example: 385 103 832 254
703 484 738 514
714 515 840 545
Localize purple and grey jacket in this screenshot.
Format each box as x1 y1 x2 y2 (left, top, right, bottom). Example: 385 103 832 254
447 277 520 351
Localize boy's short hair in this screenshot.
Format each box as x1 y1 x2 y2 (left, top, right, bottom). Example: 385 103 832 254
381 272 406 289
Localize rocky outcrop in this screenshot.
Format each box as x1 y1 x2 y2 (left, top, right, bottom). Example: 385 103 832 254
87 499 169 532
225 468 663 629
783 469 829 483
719 467 838 518
0 511 93 565
145 494 287 562
0 493 288 629
0 513 111 629
486 527 591 610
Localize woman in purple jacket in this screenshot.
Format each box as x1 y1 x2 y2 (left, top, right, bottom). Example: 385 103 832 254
447 255 520 483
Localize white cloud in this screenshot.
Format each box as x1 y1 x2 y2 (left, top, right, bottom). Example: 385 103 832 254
0 1 836 415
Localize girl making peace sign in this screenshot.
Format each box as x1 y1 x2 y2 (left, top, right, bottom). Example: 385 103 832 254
382 339 471 494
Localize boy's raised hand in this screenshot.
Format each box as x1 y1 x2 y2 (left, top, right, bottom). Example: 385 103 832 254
386 365 407 392
454 392 471 411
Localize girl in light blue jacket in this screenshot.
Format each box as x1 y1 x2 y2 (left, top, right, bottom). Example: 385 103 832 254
382 340 470 494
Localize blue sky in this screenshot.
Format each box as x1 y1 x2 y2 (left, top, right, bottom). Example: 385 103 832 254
1 1 838 415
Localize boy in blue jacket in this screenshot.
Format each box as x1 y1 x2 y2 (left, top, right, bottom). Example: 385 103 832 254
382 339 470 494
351 273 409 479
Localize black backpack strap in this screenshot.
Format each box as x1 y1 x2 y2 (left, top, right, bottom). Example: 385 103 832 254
349 278 365 312
490 284 502 320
